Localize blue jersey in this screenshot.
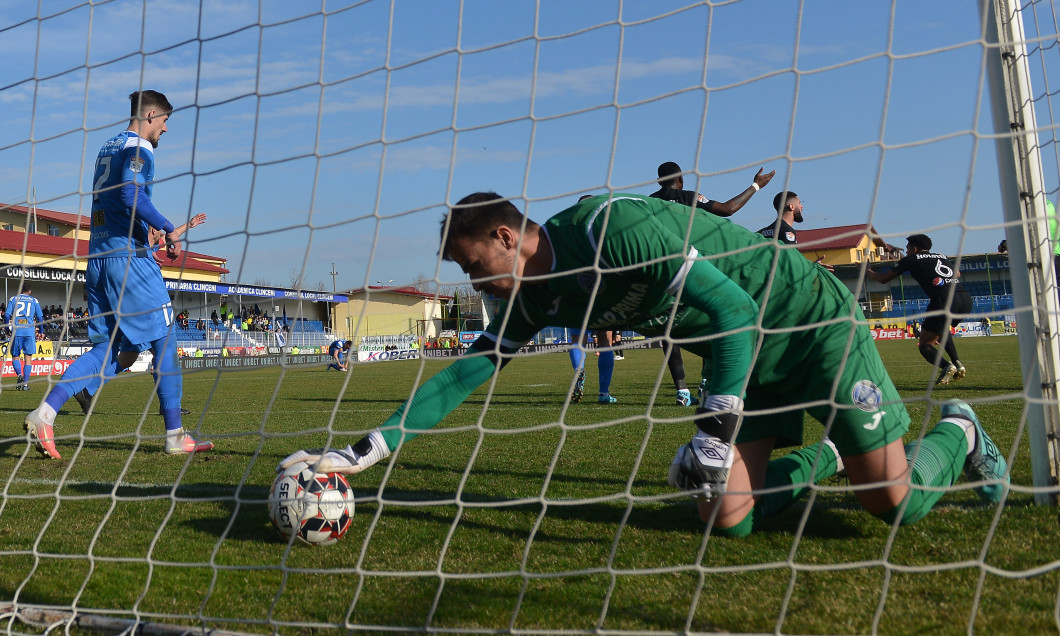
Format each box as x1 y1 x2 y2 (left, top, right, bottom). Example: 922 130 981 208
329 341 345 357
7 293 43 340
90 130 173 259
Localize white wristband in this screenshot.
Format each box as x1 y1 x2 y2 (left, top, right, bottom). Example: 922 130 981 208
750 182 760 192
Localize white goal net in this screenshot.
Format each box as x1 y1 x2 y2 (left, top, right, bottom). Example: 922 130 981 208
1 1 1058 634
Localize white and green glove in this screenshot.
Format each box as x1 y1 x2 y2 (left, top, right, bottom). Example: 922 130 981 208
277 429 390 474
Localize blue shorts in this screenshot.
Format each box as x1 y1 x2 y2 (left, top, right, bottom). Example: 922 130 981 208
86 256 174 352
10 335 35 358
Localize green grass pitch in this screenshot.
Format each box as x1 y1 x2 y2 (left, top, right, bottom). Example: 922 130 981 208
0 337 1056 634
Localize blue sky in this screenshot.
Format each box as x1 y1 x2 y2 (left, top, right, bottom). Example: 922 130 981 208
1 0 1057 292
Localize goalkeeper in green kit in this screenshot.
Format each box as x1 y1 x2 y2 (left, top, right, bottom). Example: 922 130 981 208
281 191 1009 536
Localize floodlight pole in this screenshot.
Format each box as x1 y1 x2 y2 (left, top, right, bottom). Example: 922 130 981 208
329 263 338 334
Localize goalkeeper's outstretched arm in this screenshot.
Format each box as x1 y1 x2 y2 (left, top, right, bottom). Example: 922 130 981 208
278 335 525 474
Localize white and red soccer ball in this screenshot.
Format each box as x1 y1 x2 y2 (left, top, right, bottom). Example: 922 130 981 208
269 460 354 546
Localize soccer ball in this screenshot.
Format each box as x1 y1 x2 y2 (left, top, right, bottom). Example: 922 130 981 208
268 460 354 546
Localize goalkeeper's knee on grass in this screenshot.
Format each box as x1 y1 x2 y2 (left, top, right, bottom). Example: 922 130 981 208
711 509 755 538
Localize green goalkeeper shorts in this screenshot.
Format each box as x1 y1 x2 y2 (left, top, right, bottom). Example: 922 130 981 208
733 273 910 455
735 321 909 456
737 270 911 453
662 265 910 455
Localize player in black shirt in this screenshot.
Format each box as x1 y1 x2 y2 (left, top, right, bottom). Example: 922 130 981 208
868 234 972 385
758 191 802 244
650 161 774 217
759 191 833 271
649 161 775 405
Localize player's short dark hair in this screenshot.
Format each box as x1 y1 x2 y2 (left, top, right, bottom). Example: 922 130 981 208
773 191 798 212
657 161 682 187
906 234 932 251
129 90 172 118
441 192 535 261
21 283 31 292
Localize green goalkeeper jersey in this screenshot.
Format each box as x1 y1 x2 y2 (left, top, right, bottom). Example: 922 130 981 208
377 193 846 452
482 193 827 395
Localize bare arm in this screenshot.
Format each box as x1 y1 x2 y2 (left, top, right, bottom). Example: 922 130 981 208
866 268 899 284
705 168 776 217
172 213 207 240
151 213 205 260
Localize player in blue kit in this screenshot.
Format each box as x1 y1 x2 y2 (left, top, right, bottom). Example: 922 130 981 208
7 283 43 391
327 340 352 371
568 330 617 403
24 89 212 460
71 213 206 417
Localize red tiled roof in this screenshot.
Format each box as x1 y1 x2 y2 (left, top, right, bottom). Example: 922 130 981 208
0 230 89 257
0 229 228 274
2 203 90 229
794 224 893 252
347 285 454 300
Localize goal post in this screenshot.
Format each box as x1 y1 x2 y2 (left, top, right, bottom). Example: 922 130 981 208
983 0 1060 504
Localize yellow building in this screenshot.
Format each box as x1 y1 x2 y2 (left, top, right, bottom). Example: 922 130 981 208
794 224 902 266
338 286 453 340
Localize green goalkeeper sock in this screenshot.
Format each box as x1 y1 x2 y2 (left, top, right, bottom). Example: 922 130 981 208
875 419 968 526
753 441 841 524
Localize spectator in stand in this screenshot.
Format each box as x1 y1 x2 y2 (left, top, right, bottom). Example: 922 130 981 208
210 309 219 326
196 318 205 331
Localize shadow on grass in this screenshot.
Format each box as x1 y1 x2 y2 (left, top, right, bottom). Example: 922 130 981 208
292 394 576 407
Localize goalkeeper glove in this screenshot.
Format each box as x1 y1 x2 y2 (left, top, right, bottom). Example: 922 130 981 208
278 429 390 475
667 394 743 499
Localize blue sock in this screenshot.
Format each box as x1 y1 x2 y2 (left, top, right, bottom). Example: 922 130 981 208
12 359 21 378
151 335 184 432
44 342 112 412
569 348 585 371
598 350 614 394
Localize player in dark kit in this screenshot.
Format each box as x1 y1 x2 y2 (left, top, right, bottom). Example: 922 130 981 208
867 234 972 385
758 191 801 244
650 161 775 406
650 161 774 218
